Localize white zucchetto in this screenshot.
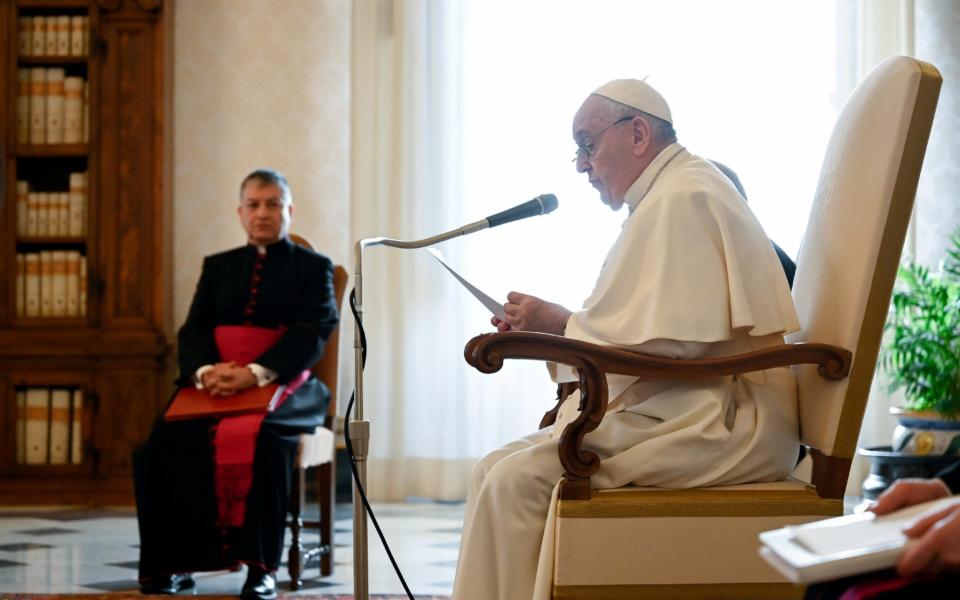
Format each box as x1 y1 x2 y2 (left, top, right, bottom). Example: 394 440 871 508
592 79 672 124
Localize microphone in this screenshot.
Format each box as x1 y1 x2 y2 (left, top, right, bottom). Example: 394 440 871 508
486 194 558 228
358 193 559 252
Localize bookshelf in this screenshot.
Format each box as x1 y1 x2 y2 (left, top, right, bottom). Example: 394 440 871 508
0 0 169 505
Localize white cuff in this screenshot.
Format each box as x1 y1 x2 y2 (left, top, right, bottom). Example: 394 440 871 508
193 365 214 389
247 363 278 387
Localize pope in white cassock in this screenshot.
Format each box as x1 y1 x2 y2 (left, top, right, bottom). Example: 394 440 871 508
451 79 802 600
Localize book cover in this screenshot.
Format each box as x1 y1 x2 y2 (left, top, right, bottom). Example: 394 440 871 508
66 251 80 316
63 77 84 144
26 192 38 236
16 390 26 464
71 389 83 464
759 496 960 585
83 81 89 142
36 192 49 237
44 17 57 55
79 256 87 316
55 16 70 56
29 68 46 144
25 253 40 317
68 171 85 236
16 254 25 318
17 69 29 144
16 180 28 235
165 383 285 422
25 387 50 464
45 68 65 144
52 251 67 316
18 17 32 56
81 17 90 55
70 16 84 56
49 389 71 464
40 251 53 317
30 17 46 56
56 192 70 236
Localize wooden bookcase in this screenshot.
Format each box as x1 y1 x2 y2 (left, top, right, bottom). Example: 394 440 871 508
0 0 169 505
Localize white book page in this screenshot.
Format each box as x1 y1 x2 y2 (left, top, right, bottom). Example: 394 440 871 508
427 248 507 321
789 496 960 556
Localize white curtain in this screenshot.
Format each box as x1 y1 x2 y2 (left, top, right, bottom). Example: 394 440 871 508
348 0 933 502
351 0 547 501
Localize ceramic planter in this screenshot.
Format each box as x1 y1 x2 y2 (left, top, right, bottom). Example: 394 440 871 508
890 407 960 455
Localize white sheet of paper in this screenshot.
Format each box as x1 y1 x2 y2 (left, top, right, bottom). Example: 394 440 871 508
427 247 507 321
788 496 959 556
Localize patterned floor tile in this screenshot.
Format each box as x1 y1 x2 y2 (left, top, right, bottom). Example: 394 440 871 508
0 502 463 595
80 579 140 592
0 543 53 552
13 527 80 536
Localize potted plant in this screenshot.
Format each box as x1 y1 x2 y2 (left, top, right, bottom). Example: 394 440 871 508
882 228 960 456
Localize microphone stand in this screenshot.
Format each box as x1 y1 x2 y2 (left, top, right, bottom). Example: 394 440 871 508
350 218 489 600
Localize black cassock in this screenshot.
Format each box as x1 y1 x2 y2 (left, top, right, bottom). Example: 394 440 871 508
133 238 338 581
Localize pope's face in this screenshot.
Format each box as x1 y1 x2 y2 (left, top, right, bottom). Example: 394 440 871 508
572 96 637 211
238 182 292 246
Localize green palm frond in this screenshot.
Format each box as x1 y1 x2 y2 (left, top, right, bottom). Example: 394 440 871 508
883 227 960 419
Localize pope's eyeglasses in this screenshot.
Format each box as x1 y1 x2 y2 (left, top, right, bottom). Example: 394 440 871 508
573 116 634 162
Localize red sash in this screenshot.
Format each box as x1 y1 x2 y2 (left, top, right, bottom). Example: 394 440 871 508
211 325 309 528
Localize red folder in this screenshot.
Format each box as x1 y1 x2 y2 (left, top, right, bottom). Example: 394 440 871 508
164 383 285 421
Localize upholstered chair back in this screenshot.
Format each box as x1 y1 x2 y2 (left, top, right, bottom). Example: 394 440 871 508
787 56 941 461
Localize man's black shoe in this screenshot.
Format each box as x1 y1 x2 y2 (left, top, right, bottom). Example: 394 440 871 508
139 573 195 594
240 566 277 600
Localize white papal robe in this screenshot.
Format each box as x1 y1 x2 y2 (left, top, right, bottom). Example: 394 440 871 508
451 143 801 600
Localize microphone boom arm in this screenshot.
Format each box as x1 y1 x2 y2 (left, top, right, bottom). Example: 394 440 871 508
347 192 556 600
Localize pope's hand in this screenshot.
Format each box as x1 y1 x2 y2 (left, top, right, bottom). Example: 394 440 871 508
490 316 512 332
500 291 572 335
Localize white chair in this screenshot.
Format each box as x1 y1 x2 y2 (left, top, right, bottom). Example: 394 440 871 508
465 56 942 599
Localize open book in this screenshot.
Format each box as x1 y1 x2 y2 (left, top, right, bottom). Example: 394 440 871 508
759 496 960 585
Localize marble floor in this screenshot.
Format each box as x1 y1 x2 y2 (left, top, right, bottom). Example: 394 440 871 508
0 501 463 597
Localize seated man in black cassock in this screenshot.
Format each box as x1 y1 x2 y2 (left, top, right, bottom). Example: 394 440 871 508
133 169 338 600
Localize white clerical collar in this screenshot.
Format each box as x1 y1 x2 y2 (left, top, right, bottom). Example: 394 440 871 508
623 142 686 213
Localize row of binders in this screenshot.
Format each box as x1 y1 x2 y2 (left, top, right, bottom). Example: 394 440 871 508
16 174 87 238
17 68 89 145
17 15 90 57
15 252 88 318
15 387 84 465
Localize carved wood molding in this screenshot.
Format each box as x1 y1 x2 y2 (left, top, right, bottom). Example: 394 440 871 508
464 332 854 498
98 0 163 12
465 332 851 380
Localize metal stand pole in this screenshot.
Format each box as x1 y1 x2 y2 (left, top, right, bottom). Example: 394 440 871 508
350 221 488 600
351 242 370 600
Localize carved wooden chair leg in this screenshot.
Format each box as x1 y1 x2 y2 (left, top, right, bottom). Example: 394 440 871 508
318 457 335 576
287 464 306 590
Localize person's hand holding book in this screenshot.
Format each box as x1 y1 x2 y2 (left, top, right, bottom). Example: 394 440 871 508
870 478 960 577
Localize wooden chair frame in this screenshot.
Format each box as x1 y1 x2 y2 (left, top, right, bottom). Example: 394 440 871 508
465 335 852 501
286 235 347 589
461 56 941 600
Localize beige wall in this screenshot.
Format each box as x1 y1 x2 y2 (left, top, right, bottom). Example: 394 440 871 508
171 0 351 331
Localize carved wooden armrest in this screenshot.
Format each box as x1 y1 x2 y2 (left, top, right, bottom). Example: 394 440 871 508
464 331 851 500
